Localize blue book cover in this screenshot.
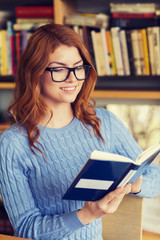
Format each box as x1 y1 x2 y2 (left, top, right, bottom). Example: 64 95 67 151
62 144 160 201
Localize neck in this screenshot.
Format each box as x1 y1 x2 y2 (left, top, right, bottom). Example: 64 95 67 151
41 104 74 129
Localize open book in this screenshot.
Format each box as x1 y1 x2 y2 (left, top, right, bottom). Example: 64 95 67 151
62 144 160 201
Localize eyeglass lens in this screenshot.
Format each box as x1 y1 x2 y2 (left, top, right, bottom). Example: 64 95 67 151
51 65 91 82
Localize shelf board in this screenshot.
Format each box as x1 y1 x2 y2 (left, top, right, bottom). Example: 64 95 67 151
0 75 160 100
0 124 11 132
0 82 15 89
92 90 160 100
1 74 160 90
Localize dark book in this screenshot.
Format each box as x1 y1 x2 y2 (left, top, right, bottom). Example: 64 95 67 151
63 144 160 201
126 30 135 75
111 18 157 29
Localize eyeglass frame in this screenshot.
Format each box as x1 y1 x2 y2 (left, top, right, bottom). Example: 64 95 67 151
45 64 91 82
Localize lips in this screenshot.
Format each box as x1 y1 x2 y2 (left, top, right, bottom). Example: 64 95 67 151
60 86 77 91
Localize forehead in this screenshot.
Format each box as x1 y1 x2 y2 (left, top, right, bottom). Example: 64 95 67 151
49 45 82 62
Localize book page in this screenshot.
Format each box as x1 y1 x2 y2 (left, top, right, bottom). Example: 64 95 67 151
90 150 133 163
136 144 160 164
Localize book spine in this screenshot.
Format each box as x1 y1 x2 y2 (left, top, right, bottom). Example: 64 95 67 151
106 30 117 75
152 26 160 75
130 30 142 75
82 26 90 51
137 30 145 75
15 6 53 18
1 30 8 75
101 28 112 75
111 18 156 29
10 34 16 75
125 30 134 75
91 30 101 76
110 3 156 14
16 18 53 23
20 30 28 53
111 27 124 76
95 32 107 76
6 21 13 75
112 12 156 19
64 15 109 28
15 32 21 65
13 22 47 31
147 27 156 75
91 30 107 76
119 30 130 75
141 29 150 75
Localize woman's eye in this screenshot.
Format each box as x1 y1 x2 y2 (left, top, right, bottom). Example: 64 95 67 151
53 68 65 72
76 66 84 71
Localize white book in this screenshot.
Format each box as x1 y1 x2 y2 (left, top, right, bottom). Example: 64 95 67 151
147 27 156 75
119 30 130 75
111 27 124 76
110 3 156 14
91 30 107 76
152 26 160 75
137 30 145 75
130 30 142 75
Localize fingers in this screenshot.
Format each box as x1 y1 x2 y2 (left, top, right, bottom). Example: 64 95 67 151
100 183 131 203
78 184 132 225
131 176 143 193
95 183 132 215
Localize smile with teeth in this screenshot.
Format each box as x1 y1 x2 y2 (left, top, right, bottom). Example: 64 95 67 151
61 86 76 91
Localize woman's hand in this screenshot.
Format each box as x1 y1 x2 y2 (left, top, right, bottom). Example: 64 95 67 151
77 183 131 225
130 175 143 194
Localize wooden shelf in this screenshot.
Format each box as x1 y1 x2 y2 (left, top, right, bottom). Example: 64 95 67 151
143 231 160 240
0 82 160 100
0 124 11 132
0 82 15 89
92 90 160 100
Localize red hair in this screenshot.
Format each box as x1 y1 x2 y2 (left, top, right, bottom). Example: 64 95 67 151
9 24 103 155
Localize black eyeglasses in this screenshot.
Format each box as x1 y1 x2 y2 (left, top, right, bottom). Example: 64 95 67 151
45 65 91 82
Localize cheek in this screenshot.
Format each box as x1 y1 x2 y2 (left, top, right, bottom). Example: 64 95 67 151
78 81 84 92
40 72 53 90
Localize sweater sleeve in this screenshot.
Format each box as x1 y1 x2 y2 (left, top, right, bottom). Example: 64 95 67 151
0 134 84 240
108 110 160 198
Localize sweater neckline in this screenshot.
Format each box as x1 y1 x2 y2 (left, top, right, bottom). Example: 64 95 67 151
39 116 79 133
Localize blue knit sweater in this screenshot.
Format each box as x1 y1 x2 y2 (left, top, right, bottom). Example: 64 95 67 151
0 108 160 240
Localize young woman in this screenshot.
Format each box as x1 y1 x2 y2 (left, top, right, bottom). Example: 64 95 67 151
0 24 160 240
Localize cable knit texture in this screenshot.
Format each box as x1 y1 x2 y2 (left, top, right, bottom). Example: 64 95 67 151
0 108 160 240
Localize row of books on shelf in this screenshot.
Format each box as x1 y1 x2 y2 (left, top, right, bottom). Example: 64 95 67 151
0 21 32 76
1 23 160 77
69 25 160 77
64 3 160 30
0 5 54 76
13 6 54 31
64 3 160 76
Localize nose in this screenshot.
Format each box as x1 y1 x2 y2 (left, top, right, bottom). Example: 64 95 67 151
66 69 77 82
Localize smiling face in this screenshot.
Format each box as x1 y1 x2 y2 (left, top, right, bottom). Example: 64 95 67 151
40 44 85 110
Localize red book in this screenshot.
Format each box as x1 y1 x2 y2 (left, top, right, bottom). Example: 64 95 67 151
15 6 53 18
15 32 21 65
112 12 156 19
10 35 16 75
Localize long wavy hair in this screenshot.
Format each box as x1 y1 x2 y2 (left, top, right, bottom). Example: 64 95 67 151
9 24 104 155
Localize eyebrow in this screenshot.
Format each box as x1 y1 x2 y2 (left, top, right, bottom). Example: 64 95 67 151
48 59 83 66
